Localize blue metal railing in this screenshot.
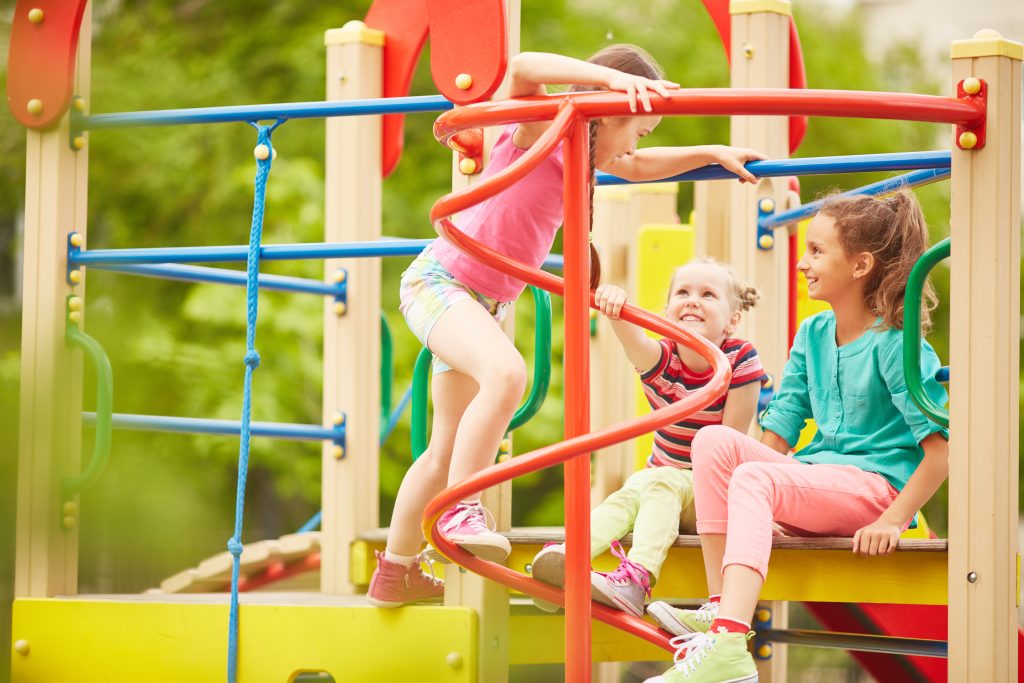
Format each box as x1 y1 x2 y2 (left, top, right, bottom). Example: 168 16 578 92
597 150 950 186
77 95 454 130
759 167 951 231
84 412 343 442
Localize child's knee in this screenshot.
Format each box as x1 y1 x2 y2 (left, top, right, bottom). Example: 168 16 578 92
731 462 774 494
690 425 737 465
484 354 527 400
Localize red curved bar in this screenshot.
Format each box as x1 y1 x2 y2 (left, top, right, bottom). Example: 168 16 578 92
423 99 733 659
433 88 985 147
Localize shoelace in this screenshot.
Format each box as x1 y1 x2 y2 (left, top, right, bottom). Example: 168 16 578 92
596 541 651 596
414 551 444 587
669 632 716 675
440 502 495 535
691 601 719 624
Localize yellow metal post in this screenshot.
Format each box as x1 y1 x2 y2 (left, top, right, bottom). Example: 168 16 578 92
322 20 384 594
948 29 1022 682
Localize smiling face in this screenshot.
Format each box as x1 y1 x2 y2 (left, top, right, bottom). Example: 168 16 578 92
594 115 661 168
664 262 739 347
798 213 865 306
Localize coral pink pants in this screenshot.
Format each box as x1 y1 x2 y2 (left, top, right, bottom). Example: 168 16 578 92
691 425 901 579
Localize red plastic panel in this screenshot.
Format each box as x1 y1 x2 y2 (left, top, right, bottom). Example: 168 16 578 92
700 0 808 154
426 0 507 106
365 0 430 178
6 0 88 129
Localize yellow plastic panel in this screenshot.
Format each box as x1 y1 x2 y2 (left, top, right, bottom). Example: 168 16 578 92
791 218 830 451
510 543 946 606
633 224 696 468
12 597 476 683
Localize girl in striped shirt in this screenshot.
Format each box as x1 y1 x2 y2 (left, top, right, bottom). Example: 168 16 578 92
531 257 766 616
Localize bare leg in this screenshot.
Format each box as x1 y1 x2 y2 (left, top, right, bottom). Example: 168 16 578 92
425 299 526 486
385 369 477 556
718 564 763 626
385 299 525 555
700 533 726 595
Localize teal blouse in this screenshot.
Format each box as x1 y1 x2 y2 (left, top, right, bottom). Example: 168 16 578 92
759 311 949 491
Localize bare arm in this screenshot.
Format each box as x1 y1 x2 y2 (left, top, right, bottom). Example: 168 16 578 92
594 284 662 373
603 144 767 184
507 51 678 147
721 382 762 434
852 432 948 556
759 428 791 454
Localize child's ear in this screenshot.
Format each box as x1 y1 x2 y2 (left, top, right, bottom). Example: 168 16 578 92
853 252 875 280
726 311 741 335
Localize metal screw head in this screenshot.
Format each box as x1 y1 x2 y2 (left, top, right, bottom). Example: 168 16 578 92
967 571 978 583
524 563 533 574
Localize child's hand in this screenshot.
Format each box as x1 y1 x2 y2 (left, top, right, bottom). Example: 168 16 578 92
605 73 680 113
707 145 768 184
852 519 902 556
594 284 628 319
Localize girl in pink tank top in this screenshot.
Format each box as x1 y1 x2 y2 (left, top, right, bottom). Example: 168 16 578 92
368 45 768 607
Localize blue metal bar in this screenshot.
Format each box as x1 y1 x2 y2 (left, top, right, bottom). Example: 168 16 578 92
596 150 950 186
70 238 567 271
296 511 322 534
90 263 345 297
759 167 952 230
78 95 454 131
83 412 342 442
383 386 413 445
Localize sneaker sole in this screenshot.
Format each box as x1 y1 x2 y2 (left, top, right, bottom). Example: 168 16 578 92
424 538 512 564
646 601 693 636
530 549 566 587
365 593 443 608
530 548 566 613
589 573 644 618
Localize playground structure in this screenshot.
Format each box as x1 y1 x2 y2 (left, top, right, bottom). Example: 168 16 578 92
7 0 1023 682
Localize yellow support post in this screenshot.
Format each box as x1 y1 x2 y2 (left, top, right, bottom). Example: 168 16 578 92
729 2 791 679
948 29 1022 682
321 20 384 594
14 4 92 600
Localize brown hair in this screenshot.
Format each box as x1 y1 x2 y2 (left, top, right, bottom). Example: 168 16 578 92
568 45 665 289
668 257 761 313
818 188 936 332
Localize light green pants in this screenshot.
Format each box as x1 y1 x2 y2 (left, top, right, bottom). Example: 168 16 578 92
590 466 695 581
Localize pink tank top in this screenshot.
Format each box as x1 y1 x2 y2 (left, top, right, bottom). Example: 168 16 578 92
432 125 565 302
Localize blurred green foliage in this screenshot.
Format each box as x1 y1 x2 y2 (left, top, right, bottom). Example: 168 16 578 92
1 2 1014 679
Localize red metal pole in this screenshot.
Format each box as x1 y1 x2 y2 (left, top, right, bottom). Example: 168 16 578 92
563 113 592 683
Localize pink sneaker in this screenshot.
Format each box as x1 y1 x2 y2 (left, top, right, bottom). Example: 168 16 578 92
590 541 651 617
366 550 445 608
425 502 511 564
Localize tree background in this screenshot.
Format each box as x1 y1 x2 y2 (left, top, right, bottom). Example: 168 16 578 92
0 1 999 680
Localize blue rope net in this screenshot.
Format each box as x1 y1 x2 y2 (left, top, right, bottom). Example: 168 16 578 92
226 119 283 683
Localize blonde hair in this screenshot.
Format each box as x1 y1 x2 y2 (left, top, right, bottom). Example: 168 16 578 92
667 257 760 313
818 188 936 333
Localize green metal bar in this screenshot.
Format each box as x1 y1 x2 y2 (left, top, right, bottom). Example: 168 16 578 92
380 315 393 442
904 238 950 427
411 347 433 459
509 286 552 430
62 325 114 497
410 285 553 460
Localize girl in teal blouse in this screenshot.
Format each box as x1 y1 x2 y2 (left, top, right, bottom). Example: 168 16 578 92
644 189 950 683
